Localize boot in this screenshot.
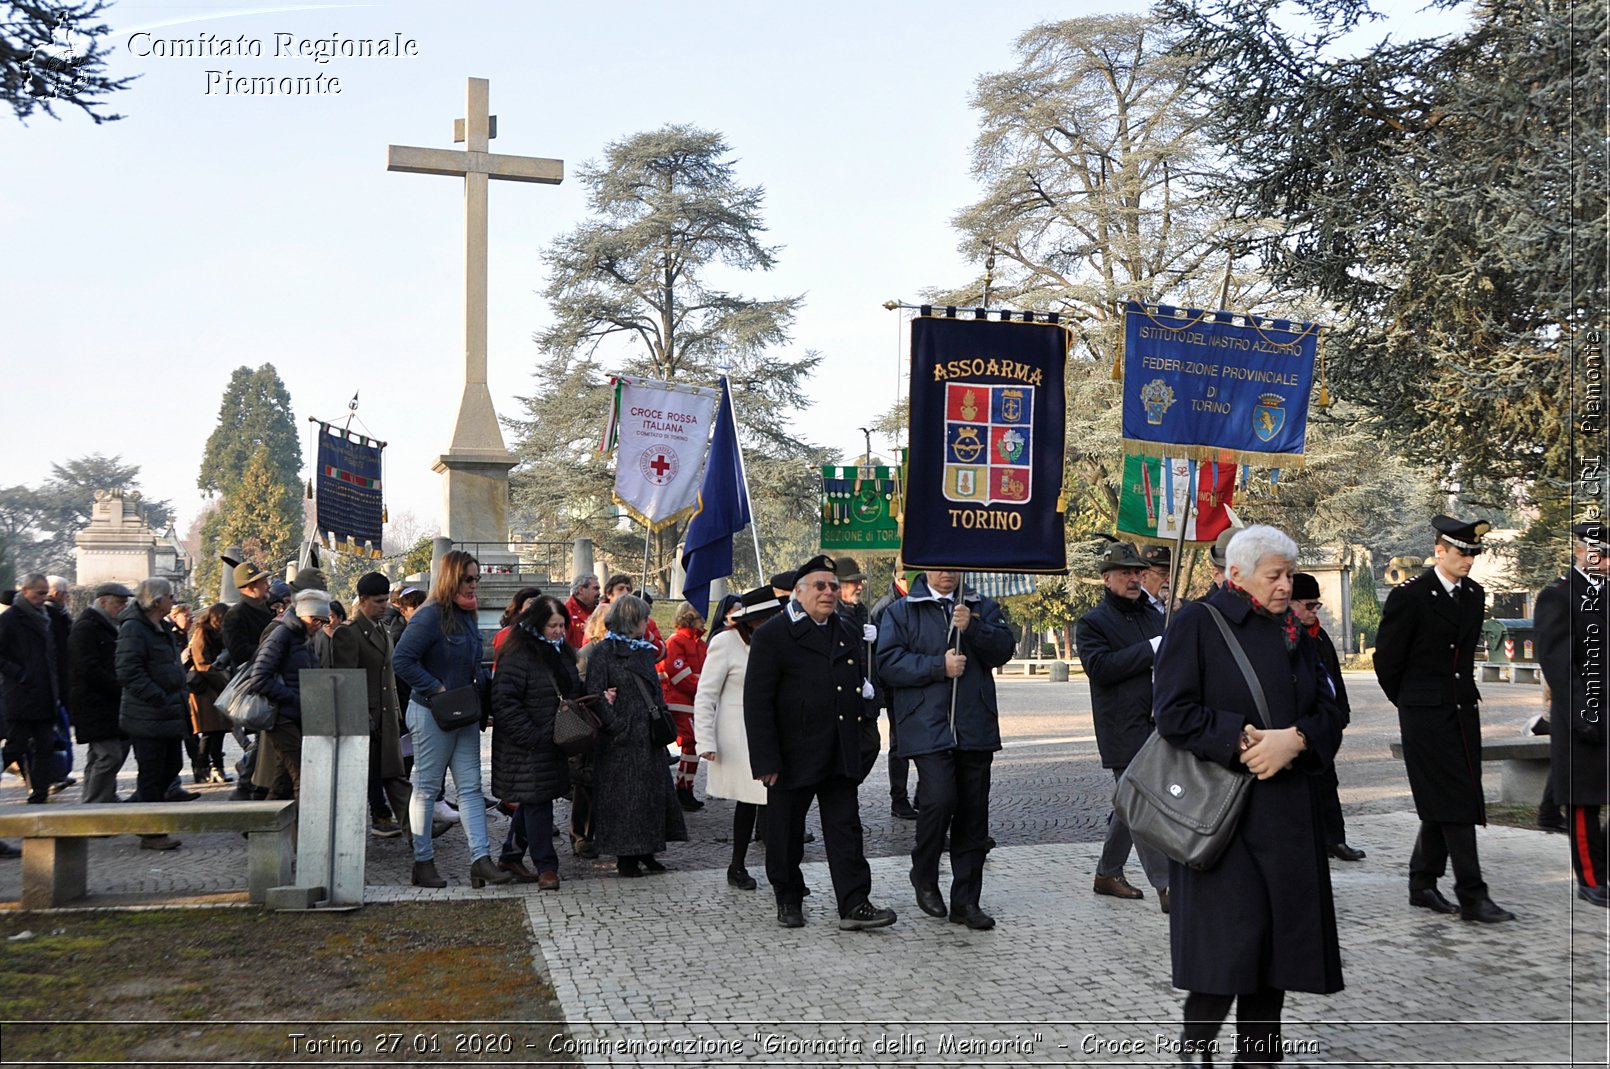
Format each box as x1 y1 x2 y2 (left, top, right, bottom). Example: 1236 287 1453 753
411 860 447 888
468 855 513 888
192 761 209 785
676 787 704 811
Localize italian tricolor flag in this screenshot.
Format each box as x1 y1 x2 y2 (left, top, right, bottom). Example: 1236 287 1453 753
1116 454 1238 544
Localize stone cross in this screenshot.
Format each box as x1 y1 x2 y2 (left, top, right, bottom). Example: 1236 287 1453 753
387 78 562 549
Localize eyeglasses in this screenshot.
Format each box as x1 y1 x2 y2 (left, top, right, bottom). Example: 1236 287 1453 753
808 580 842 592
462 576 480 584
1298 600 1322 611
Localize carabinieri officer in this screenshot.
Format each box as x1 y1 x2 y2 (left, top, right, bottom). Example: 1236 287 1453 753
1374 514 1515 923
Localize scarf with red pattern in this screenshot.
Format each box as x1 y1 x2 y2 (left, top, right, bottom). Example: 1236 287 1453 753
1225 580 1300 651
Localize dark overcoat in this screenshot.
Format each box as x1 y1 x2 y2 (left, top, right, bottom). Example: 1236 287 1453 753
1076 589 1165 768
1373 569 1487 823
0 597 60 724
1153 589 1345 997
331 612 407 780
222 595 273 673
877 576 1014 757
243 617 319 725
744 605 876 788
115 602 189 740
1537 569 1608 806
1312 624 1351 725
585 638 687 856
67 607 125 743
491 637 576 805
46 601 71 712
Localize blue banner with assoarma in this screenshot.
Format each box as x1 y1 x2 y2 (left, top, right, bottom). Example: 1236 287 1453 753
1121 300 1321 465
315 422 384 558
904 315 1068 574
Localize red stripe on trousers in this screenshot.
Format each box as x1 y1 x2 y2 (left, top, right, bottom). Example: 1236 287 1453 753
1577 807 1600 888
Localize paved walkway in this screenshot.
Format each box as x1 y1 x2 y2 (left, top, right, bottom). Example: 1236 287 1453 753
3 674 1606 1065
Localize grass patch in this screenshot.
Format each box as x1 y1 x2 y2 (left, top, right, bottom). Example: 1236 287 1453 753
0 901 574 1066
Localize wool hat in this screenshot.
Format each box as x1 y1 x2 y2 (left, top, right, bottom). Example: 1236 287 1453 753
355 572 391 598
769 570 797 594
232 561 271 587
293 589 332 618
1141 544 1171 569
834 556 867 582
795 554 837 581
291 567 329 592
1209 526 1240 569
1291 572 1321 601
92 581 135 599
1099 542 1149 574
267 580 294 605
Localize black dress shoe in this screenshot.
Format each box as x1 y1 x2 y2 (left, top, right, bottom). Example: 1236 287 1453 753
912 880 947 918
1327 842 1366 862
1578 884 1610 907
838 901 897 931
616 857 643 878
726 867 757 890
1538 815 1569 833
891 799 918 820
777 901 805 928
165 787 201 802
1409 887 1460 914
949 904 996 930
639 854 667 873
1460 896 1516 923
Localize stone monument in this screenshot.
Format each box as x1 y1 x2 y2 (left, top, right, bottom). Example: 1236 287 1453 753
73 489 187 589
387 77 563 563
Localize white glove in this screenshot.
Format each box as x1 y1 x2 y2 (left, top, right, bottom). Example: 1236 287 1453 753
1149 636 1162 652
863 623 878 643
861 678 875 699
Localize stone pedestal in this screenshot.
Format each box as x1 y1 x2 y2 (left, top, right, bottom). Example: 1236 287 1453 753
74 489 157 588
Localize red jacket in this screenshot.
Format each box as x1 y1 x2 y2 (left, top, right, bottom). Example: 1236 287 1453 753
564 596 595 651
658 626 707 712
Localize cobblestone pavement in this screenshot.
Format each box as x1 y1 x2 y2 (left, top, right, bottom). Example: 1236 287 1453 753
4 674 1605 1065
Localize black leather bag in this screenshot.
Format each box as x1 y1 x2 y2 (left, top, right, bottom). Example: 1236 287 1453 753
1112 604 1268 871
626 673 678 748
429 684 481 731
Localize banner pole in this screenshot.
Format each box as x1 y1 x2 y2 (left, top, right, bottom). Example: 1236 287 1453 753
641 523 652 594
1164 502 1190 629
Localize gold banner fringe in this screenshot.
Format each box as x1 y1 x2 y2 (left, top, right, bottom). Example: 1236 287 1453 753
1120 439 1307 469
612 495 698 534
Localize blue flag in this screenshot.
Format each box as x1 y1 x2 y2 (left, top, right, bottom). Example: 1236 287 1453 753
680 377 752 619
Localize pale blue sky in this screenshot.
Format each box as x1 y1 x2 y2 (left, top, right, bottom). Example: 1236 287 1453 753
1 0 1461 545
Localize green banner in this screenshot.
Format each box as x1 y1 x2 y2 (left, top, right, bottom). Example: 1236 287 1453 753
820 465 901 551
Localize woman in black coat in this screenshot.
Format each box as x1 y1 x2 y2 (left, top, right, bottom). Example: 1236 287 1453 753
491 595 579 889
586 594 687 877
1152 525 1344 1065
115 579 190 849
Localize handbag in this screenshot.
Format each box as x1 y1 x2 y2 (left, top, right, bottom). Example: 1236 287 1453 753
217 672 278 733
626 672 678 748
1112 604 1269 871
553 693 604 756
428 684 481 731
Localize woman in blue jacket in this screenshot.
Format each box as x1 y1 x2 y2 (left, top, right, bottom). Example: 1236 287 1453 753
393 550 511 890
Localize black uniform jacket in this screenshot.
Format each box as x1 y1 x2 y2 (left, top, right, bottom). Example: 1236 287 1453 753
1373 568 1486 824
1537 568 1608 806
1076 589 1165 769
744 604 874 789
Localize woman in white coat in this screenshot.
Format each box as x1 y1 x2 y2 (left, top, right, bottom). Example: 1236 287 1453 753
695 588 785 889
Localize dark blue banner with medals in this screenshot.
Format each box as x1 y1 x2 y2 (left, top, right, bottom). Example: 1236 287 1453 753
315 422 385 559
1121 300 1321 465
904 314 1068 574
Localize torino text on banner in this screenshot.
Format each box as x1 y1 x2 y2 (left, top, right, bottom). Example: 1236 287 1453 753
603 376 720 531
315 422 385 558
904 315 1068 574
1121 300 1321 465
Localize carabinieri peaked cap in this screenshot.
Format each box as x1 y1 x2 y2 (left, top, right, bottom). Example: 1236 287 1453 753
1431 514 1491 554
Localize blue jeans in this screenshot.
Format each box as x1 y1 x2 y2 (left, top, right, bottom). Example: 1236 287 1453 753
406 699 491 863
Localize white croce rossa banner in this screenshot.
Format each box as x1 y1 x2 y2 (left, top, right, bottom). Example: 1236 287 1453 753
604 376 721 530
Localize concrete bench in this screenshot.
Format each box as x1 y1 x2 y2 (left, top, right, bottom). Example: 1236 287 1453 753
0 800 296 910
1390 736 1550 805
1476 662 1543 685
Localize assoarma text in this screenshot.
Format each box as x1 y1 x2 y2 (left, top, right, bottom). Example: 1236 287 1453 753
931 358 1044 385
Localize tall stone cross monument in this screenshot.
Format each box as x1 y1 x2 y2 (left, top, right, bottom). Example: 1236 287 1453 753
387 78 562 555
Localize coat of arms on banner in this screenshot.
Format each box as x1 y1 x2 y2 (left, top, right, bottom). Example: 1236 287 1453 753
943 383 1033 505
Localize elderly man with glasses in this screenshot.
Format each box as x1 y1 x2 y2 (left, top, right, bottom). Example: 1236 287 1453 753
745 554 895 931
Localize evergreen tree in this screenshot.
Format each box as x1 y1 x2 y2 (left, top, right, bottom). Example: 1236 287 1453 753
509 125 827 592
2 1 133 124
204 446 300 581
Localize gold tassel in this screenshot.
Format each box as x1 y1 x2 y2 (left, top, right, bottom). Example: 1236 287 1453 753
305 479 313 500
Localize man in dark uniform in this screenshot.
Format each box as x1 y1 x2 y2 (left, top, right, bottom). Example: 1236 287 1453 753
746 554 895 931
1292 573 1365 862
1534 521 1609 907
1076 541 1170 909
1374 515 1514 922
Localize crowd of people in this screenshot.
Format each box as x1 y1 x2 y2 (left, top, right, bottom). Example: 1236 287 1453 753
1 515 1604 1063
